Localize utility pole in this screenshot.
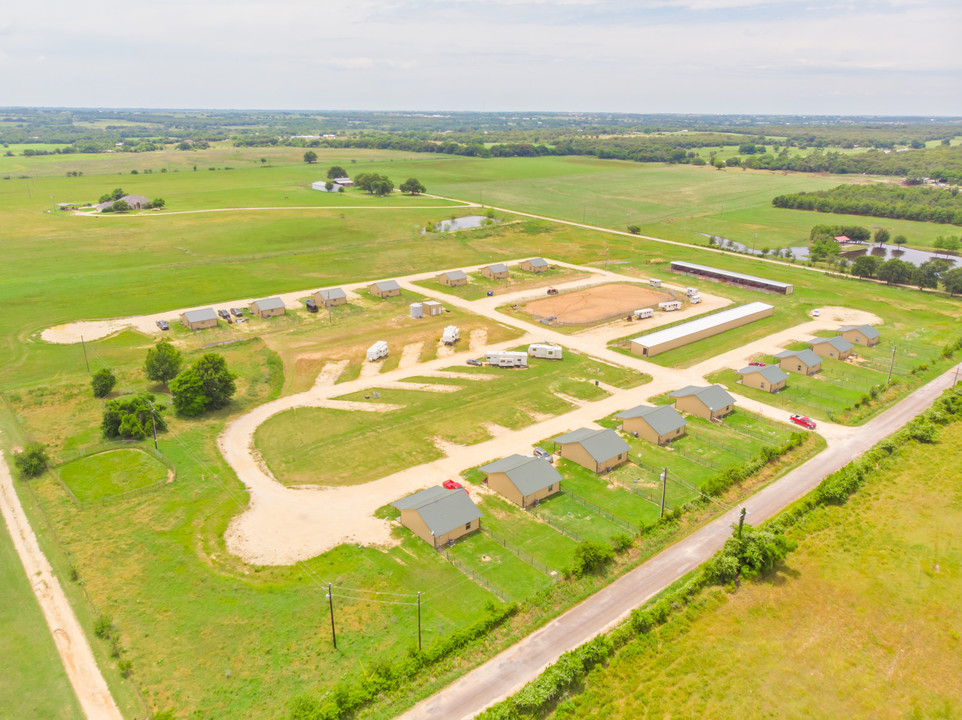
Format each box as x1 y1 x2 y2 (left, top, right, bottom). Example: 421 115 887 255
887 344 897 386
417 592 422 651
327 583 337 650
660 467 668 518
737 507 747 538
81 335 90 373
147 400 158 450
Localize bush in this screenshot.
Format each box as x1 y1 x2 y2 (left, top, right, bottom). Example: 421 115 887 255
101 393 166 440
94 614 113 639
569 540 615 577
91 368 116 398
12 443 48 478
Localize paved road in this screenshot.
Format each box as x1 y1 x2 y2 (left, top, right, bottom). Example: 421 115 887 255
397 363 961 720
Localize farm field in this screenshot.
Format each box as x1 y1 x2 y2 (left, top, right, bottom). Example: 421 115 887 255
549 418 962 720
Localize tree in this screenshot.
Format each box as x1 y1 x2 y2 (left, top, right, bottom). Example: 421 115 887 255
110 200 131 213
102 393 166 440
169 368 207 417
12 443 48 478
303 150 318 164
326 165 347 179
91 368 116 398
809 234 841 261
877 258 913 285
146 197 166 209
851 254 880 278
942 267 962 295
914 259 948 290
893 234 908 248
144 339 182 386
324 180 334 192
627 225 641 234
170 353 236 416
370 177 394 197
399 178 426 195
569 540 614 577
874 228 890 246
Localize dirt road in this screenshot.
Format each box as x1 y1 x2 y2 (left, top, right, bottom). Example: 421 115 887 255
0 452 124 720
397 363 961 720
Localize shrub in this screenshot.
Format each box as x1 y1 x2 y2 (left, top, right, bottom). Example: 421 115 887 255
12 443 48 478
569 540 615 577
91 368 116 398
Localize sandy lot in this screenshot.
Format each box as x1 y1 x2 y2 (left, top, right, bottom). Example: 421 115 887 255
522 283 673 324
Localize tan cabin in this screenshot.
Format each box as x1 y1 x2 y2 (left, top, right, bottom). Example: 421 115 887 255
808 336 853 360
250 297 286 319
837 325 880 347
552 428 630 473
481 263 509 280
774 349 822 376
369 280 401 298
616 404 687 445
520 258 549 273
313 287 347 307
737 365 788 393
180 307 218 331
436 270 468 287
391 486 481 548
669 385 735 421
479 455 562 508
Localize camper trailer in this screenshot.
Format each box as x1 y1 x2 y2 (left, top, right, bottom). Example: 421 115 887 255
528 343 563 360
689 294 702 304
649 278 662 288
658 301 682 312
367 341 388 362
484 351 528 368
633 308 654 319
442 325 460 345
686 287 698 297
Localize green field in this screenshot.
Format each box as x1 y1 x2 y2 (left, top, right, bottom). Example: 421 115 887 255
550 417 962 720
58 449 169 501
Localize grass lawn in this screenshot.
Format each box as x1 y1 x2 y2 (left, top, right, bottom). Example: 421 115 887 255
475 494 579 574
550 417 962 720
57 449 169 502
0 513 84 720
446 532 555 602
530 493 630 545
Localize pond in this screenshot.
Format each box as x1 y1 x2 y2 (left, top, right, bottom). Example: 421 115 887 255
426 215 498 233
705 235 958 268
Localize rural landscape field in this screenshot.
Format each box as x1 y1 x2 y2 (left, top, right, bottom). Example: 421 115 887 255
1 108 961 720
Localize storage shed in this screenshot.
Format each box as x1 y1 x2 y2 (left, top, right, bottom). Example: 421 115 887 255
669 385 735 421
391 486 481 548
551 428 630 473
615 404 687 445
180 307 218 331
737 365 788 393
423 300 443 316
250 297 286 319
479 454 562 508
671 261 794 294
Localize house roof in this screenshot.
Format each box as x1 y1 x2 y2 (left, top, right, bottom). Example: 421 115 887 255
486 263 509 274
318 287 346 300
834 235 850 242
253 296 285 311
809 336 854 353
182 307 217 323
837 324 880 340
440 270 468 281
527 257 548 267
479 454 562 496
737 365 788 384
371 280 401 292
551 428 630 463
423 300 442 307
669 385 736 411
670 261 793 291
391 486 481 536
615 404 687 435
774 349 823 366
95 194 150 211
630 302 774 349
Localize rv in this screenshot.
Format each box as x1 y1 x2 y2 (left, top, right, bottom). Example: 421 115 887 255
658 301 682 312
689 294 702 304
649 278 662 288
484 351 528 368
367 341 388 362
686 287 698 297
442 325 460 345
633 308 654 319
528 343 563 360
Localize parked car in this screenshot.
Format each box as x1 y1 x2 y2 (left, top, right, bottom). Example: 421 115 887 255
217 309 230 320
533 447 554 463
748 361 766 367
235 317 248 323
546 288 558 295
812 309 820 317
230 308 244 317
790 414 817 430
442 480 468 494
156 320 169 331
466 358 482 366
305 299 318 313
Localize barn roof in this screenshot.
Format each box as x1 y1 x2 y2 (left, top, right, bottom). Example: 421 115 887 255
615 404 687 435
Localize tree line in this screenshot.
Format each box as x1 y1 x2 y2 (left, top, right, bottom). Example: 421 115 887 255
773 183 962 226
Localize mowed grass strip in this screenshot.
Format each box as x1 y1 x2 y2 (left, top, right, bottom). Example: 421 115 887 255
57 449 168 502
255 351 646 486
550 420 962 720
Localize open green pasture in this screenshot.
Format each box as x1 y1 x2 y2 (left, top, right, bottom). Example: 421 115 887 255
0 512 84 720
254 349 646 487
551 417 962 720
57 448 169 502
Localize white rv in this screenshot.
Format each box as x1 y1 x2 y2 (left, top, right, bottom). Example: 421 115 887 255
685 287 698 297
633 308 654 319
484 351 528 368
649 278 662 288
527 343 563 360
689 294 702 304
442 325 460 345
367 340 388 362
658 301 682 312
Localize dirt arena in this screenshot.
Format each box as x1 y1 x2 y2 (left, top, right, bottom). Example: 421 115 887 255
522 283 673 325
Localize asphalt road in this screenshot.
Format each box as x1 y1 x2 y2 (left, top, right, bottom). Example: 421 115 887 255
397 363 961 720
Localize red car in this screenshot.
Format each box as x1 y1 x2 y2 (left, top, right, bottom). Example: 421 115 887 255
790 414 817 430
749 361 766 367
443 480 468 494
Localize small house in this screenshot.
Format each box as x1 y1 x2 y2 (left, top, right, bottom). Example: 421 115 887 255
808 336 854 360
773 349 822 375
332 177 354 188
737 365 788 393
369 280 401 298
423 300 443 317
391 486 481 548
96 194 149 211
436 270 468 287
520 258 549 273
313 287 347 308
836 325 880 347
481 263 509 280
615 404 687 445
250 297 286 319
484 351 528 368
479 454 562 508
180 307 218 331
528 343 563 360
551 428 630 473
669 385 735 421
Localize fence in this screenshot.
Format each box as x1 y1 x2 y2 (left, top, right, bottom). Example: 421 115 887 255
562 489 639 533
438 548 510 602
481 528 559 580
532 510 583 543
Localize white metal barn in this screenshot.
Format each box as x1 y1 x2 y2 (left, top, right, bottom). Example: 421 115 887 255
485 351 528 368
367 340 388 361
442 326 460 345
527 343 563 360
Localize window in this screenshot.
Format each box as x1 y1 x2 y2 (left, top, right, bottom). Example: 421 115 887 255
465 522 472 530
548 484 554 492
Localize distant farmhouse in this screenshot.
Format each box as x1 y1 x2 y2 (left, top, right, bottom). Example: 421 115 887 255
96 194 149 211
311 178 354 192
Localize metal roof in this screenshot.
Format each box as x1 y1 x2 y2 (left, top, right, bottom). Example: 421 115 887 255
318 287 346 300
630 302 774 349
774 349 823 366
737 365 788 384
441 270 468 280
182 307 217 323
423 300 442 307
809 336 854 353
671 261 793 290
486 263 509 273
479 454 562 496
837 324 880 339
253 296 285 311
669 385 736 411
372 279 401 292
615 404 687 436
391 486 481 536
527 257 548 267
551 428 630 463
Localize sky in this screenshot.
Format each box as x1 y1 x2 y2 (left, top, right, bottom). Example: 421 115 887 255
2 0 960 115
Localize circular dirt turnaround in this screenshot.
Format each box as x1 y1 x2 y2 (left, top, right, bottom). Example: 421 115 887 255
522 283 673 325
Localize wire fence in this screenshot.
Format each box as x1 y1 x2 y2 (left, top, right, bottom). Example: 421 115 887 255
562 489 640 533
437 548 510 602
481 528 559 579
531 510 584 542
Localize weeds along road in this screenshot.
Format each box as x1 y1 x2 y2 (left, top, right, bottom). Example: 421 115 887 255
397 363 962 720
0 451 124 720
